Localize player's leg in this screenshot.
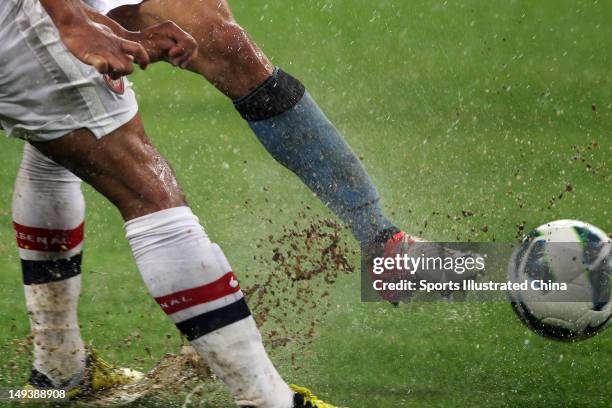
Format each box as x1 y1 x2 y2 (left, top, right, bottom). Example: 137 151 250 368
1 3 294 404
12 144 87 388
110 0 400 247
31 115 294 407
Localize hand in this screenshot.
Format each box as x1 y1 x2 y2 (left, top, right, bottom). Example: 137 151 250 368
60 21 150 79
129 21 198 68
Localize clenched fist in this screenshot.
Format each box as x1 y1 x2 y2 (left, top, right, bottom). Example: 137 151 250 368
128 21 198 68
60 21 150 79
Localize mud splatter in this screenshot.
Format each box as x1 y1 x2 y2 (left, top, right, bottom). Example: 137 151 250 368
570 140 608 179
245 214 356 367
546 184 575 210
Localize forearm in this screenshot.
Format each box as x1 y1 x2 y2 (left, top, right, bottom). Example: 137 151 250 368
81 2 134 39
41 0 132 41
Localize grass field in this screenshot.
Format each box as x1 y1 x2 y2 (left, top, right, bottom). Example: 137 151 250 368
1 0 611 406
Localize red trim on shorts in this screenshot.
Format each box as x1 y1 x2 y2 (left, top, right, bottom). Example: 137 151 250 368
155 272 242 315
13 222 84 252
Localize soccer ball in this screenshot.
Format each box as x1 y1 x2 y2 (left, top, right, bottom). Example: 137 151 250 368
508 220 611 341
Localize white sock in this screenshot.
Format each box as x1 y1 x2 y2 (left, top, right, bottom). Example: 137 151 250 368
13 144 86 386
125 207 294 408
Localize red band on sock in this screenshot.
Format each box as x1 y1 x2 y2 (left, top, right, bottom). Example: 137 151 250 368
13 222 84 252
155 272 242 315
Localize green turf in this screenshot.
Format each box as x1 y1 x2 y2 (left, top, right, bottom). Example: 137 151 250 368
1 0 610 407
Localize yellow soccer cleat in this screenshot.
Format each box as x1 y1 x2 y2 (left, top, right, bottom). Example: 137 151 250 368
290 384 345 408
87 348 144 392
26 348 144 400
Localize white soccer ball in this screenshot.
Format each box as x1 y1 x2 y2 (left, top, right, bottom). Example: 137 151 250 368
508 220 611 341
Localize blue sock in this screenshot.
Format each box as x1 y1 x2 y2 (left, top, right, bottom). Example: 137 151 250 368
234 68 398 245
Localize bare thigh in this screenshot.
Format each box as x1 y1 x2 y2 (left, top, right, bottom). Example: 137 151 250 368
110 0 274 99
31 114 187 221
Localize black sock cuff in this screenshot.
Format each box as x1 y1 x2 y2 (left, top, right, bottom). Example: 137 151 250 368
233 67 306 122
175 298 252 341
22 253 82 285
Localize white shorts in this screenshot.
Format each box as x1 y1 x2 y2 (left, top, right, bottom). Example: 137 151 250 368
84 0 145 15
0 0 139 142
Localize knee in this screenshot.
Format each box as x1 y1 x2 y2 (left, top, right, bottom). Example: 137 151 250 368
183 12 273 97
117 147 187 218
112 183 187 221
14 145 83 211
13 145 85 234
115 159 187 220
18 144 81 184
198 18 253 63
139 188 187 215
